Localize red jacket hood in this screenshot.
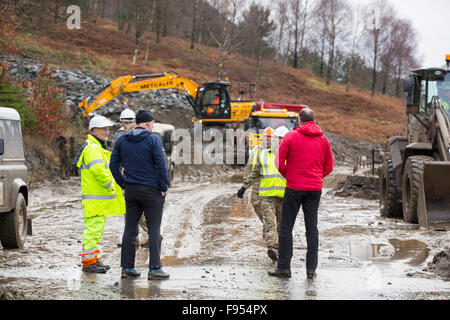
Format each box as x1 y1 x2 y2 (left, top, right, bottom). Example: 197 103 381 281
295 121 323 137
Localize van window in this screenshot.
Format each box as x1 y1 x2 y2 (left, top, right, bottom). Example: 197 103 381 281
0 119 24 158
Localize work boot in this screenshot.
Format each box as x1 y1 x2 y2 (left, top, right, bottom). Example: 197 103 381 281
306 271 316 279
96 259 110 270
267 268 291 278
121 267 141 278
82 263 107 274
267 248 278 262
148 268 170 280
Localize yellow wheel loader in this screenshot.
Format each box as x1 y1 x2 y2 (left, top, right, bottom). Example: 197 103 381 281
379 55 450 230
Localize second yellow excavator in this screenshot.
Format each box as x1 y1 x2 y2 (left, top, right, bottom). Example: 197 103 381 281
77 72 255 127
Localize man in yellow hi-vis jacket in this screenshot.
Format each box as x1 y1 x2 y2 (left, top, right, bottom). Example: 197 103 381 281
237 126 288 262
74 115 126 273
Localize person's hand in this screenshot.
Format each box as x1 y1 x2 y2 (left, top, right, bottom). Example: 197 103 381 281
161 191 166 197
237 187 246 199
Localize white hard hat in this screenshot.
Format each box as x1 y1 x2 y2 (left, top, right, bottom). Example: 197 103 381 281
89 115 114 130
120 108 135 121
275 125 289 138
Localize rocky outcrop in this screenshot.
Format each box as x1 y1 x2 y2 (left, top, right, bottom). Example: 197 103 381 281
332 174 379 200
1 54 195 128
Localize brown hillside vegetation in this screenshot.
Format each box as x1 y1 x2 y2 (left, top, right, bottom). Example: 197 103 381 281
18 19 407 144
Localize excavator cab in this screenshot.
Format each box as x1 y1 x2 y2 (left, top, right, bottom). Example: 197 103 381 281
197 82 232 120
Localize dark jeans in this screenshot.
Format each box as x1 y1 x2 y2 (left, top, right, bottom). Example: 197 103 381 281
278 187 322 273
121 183 165 270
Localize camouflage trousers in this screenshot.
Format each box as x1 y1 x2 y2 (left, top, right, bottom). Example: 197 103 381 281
251 188 283 250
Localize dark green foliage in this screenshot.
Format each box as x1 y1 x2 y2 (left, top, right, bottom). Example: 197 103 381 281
0 65 36 130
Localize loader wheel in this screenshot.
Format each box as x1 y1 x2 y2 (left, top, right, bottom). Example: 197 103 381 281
379 154 402 217
401 156 433 224
0 193 28 249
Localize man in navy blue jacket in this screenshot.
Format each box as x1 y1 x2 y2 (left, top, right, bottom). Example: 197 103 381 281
110 109 170 280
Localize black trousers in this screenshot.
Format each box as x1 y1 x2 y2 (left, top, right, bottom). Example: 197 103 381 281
278 187 322 273
121 183 165 270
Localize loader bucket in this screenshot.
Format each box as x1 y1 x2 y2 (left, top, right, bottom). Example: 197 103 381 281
417 162 450 230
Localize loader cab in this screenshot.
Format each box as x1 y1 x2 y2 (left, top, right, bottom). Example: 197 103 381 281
404 68 450 119
197 82 232 120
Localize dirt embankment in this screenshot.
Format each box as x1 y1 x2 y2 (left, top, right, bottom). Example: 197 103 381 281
427 249 450 281
16 18 407 144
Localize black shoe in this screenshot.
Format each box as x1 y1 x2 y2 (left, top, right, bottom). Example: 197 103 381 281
268 268 291 278
307 271 316 279
148 268 170 280
267 248 278 262
82 263 107 274
96 260 110 270
121 268 141 278
140 239 149 248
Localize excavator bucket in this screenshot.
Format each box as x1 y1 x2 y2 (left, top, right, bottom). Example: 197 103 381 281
417 162 450 230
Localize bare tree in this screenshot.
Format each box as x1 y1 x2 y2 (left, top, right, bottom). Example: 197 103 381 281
272 0 288 63
283 24 293 66
346 3 365 92
144 0 157 63
129 0 150 64
364 0 393 96
312 0 329 77
190 0 200 49
323 0 351 85
240 2 275 94
297 0 309 68
206 0 244 80
392 19 419 97
289 0 302 68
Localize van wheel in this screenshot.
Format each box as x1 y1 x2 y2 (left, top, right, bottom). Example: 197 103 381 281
0 193 28 249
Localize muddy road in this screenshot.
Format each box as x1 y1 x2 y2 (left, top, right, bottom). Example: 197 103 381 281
0 168 449 300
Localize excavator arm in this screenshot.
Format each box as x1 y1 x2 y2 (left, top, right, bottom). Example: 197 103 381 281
77 72 201 117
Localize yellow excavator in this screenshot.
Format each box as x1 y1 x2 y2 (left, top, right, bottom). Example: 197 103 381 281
78 72 305 164
77 72 255 127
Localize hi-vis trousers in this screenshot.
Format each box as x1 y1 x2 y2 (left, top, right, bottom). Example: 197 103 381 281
81 215 107 268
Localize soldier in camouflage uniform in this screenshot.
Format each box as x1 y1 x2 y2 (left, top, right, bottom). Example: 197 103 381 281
237 126 289 261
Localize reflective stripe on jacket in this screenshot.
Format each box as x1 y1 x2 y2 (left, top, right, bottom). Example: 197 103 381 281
75 134 125 218
252 147 286 197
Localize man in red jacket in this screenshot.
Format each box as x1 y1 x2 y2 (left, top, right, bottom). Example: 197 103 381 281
268 107 333 279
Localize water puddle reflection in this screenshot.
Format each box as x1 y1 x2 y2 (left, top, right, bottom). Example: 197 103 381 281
339 238 429 266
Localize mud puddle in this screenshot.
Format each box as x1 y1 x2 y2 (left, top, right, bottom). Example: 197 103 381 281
0 172 449 300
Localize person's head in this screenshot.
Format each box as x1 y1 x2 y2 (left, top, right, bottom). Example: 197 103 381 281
274 126 289 144
120 108 136 130
299 107 314 125
262 127 275 148
135 109 155 132
89 115 114 141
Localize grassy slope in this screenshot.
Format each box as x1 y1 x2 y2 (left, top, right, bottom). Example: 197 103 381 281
17 18 406 144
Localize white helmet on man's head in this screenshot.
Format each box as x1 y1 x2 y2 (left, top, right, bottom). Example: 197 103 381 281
89 115 114 130
275 125 289 138
120 108 135 122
